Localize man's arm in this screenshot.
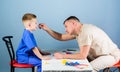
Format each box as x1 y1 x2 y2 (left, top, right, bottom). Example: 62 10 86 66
46 29 75 41
39 24 75 41
54 45 90 59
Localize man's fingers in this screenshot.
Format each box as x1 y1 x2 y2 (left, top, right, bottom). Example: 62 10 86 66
38 24 44 29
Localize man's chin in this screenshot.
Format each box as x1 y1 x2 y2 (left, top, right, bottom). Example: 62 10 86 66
67 33 71 35
69 33 77 36
68 33 74 35
67 32 74 35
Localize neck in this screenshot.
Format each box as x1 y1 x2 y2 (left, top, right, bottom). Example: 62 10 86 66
26 28 32 32
76 23 83 35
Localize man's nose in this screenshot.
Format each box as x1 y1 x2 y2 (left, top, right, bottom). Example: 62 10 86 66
65 30 67 33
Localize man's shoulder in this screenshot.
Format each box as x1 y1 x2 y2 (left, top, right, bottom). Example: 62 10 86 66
83 24 94 26
82 24 93 29
83 24 98 29
81 24 96 34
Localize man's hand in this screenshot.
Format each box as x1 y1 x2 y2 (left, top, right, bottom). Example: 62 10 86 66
54 52 64 59
39 23 49 31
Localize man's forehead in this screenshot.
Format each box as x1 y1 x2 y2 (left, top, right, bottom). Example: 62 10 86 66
65 20 71 23
64 21 69 25
65 20 74 24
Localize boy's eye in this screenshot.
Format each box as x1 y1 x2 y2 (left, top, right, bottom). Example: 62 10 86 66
35 22 36 24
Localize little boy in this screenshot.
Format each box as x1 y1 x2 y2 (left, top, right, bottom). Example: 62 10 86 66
16 13 50 72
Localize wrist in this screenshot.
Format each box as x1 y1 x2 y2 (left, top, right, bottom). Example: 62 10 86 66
45 28 50 32
39 55 43 59
62 54 65 59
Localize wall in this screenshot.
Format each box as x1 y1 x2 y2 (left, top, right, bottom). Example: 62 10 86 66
0 0 120 72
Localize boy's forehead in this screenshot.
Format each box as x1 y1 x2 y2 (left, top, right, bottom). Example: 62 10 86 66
31 18 37 22
29 18 37 23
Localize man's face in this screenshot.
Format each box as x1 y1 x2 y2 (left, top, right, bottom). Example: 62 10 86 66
64 21 75 35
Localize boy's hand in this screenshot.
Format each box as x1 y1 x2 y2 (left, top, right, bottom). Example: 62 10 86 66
41 56 51 60
40 51 51 56
39 23 49 31
54 52 64 59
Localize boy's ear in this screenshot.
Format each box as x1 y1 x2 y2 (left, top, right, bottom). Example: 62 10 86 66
28 23 31 27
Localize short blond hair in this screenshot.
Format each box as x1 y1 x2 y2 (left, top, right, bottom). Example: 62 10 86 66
22 13 36 22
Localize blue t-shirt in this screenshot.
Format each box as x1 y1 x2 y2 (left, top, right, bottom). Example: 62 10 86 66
16 29 37 63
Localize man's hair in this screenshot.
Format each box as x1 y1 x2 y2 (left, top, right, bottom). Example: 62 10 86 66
63 16 80 24
22 13 36 21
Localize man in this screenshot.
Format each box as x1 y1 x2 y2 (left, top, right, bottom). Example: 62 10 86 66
39 16 120 72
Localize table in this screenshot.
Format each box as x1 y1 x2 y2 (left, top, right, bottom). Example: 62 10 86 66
42 48 93 72
42 58 93 72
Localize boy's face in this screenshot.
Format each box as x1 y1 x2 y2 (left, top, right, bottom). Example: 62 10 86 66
29 18 38 31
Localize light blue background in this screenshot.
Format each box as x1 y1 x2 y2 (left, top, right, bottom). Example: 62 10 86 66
0 0 120 72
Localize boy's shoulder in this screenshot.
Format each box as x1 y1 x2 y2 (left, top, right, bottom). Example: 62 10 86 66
22 29 33 38
23 29 32 34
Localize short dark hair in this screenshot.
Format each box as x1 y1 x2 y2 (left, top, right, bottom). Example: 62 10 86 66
22 13 36 21
63 16 80 24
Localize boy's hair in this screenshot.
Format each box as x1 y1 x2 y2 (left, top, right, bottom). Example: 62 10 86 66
63 16 80 24
22 13 36 22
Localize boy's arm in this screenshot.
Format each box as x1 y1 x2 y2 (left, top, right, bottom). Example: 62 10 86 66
37 48 51 55
32 47 50 60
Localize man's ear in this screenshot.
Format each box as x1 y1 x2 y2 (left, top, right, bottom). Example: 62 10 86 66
72 21 77 26
70 20 76 25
